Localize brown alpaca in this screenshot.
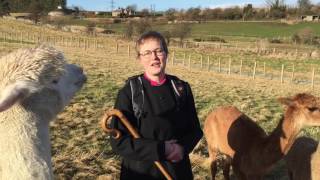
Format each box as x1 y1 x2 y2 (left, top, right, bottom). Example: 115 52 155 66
204 93 320 180
285 136 319 180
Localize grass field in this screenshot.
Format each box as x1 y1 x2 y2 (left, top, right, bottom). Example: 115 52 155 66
187 21 320 38
102 20 320 40
55 18 320 41
0 19 320 179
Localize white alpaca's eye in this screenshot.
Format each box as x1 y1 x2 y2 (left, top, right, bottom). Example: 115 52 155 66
52 79 59 84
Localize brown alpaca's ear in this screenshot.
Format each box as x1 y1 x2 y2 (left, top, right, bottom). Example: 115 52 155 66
278 97 295 107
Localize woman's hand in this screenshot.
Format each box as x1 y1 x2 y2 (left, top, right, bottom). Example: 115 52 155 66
165 139 176 156
165 139 184 163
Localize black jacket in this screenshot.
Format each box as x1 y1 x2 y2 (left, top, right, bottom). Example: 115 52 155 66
110 75 203 180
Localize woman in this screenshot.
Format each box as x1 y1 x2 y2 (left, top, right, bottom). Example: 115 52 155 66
110 31 203 180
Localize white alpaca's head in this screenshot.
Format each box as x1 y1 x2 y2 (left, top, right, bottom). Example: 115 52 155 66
0 45 86 180
0 45 86 118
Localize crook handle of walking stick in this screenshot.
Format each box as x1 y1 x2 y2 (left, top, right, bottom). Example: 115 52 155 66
100 108 173 180
100 109 122 139
101 109 140 138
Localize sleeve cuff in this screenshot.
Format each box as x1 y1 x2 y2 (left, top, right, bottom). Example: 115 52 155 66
157 141 166 161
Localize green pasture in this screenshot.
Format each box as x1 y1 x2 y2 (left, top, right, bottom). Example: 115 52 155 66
187 21 320 38
104 21 320 40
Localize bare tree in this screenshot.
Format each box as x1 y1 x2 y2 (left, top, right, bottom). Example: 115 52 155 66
124 20 134 39
140 8 150 17
86 22 96 36
161 31 172 46
286 6 298 17
126 4 137 12
0 0 10 17
71 5 81 17
165 8 177 21
176 9 185 21
185 7 201 21
297 0 312 15
29 0 44 24
134 18 151 36
310 4 320 14
223 6 242 20
211 8 223 20
243 4 254 20
256 8 268 19
266 0 287 18
172 23 191 47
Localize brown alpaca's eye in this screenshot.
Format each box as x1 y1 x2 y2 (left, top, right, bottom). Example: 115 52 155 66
52 79 59 84
307 107 318 112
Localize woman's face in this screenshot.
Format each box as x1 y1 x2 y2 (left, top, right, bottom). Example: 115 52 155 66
138 39 167 78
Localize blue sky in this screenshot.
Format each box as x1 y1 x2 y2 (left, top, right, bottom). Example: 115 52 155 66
67 0 319 11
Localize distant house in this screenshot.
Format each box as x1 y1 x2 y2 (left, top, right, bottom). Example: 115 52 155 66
48 5 78 18
48 10 65 17
94 11 110 16
112 8 135 18
6 13 33 23
301 15 320 22
112 9 122 17
9 13 32 19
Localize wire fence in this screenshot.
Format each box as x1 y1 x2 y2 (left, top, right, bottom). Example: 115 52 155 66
0 30 319 90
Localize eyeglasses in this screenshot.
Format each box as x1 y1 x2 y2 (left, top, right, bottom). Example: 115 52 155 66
139 49 165 58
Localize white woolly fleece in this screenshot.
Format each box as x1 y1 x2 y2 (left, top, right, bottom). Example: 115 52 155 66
0 45 86 180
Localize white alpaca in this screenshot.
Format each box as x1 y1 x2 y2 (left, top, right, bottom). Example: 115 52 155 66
0 45 86 180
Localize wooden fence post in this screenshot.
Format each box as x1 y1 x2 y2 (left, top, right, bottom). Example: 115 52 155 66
252 61 257 80
78 38 81 48
108 62 112 75
20 32 23 46
26 32 29 42
240 59 243 76
228 58 231 75
218 57 221 73
84 38 87 50
116 43 119 53
263 62 266 77
200 55 203 69
171 51 175 66
207 56 210 71
281 64 284 84
87 38 90 49
311 67 315 90
291 64 295 82
128 45 130 57
188 54 191 70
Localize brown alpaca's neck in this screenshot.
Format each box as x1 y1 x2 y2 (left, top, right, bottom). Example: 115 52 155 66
280 110 302 154
253 111 301 170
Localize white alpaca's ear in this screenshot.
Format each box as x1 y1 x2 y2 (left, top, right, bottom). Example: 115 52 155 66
0 82 38 112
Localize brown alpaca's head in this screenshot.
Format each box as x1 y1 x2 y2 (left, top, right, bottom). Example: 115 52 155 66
278 93 320 127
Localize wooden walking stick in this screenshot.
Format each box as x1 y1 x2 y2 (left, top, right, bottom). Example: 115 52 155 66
100 108 173 180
